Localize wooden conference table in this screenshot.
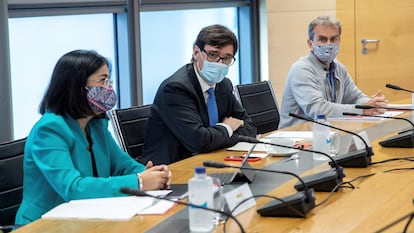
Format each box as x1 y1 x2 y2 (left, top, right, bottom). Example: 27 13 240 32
14 111 414 233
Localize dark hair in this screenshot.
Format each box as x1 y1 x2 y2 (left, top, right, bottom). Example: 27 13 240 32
39 50 110 119
194 24 238 55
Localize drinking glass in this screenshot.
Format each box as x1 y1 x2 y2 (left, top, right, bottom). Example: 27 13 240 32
212 178 226 225
264 138 295 155
330 131 340 156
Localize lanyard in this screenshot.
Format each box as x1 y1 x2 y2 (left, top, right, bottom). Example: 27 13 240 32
326 62 336 102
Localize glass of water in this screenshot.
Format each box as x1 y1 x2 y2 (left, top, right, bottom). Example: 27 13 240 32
330 131 340 157
212 178 226 225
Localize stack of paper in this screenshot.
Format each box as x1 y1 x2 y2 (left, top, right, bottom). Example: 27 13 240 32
264 131 312 140
42 196 153 220
328 111 404 122
42 194 177 220
227 131 312 152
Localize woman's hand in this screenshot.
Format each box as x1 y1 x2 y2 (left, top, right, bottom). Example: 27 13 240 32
140 162 172 190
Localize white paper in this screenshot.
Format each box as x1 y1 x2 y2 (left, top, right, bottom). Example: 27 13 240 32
227 131 308 152
146 190 172 197
42 196 154 220
224 183 256 216
227 142 268 152
264 131 313 140
243 153 268 158
228 131 331 152
388 103 412 108
328 111 404 122
138 199 177 215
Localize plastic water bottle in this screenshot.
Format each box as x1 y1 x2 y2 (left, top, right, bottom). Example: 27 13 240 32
188 166 214 232
312 114 331 160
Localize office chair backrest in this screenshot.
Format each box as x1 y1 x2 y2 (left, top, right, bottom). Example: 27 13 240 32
235 80 280 134
109 105 152 162
0 137 26 230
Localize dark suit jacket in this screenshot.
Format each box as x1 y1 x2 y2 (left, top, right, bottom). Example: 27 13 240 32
142 64 257 165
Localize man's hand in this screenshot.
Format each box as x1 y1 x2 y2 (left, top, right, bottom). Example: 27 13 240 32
362 90 389 115
222 117 244 131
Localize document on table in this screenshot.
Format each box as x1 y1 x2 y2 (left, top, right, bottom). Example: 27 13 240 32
227 142 268 152
264 131 312 140
138 199 177 215
387 103 413 108
42 191 177 220
137 190 177 215
328 111 404 122
227 131 311 152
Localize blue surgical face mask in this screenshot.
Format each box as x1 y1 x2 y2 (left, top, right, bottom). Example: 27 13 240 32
311 42 339 64
199 58 229 85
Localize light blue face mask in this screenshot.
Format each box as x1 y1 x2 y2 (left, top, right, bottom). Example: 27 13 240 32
312 42 339 64
199 59 229 85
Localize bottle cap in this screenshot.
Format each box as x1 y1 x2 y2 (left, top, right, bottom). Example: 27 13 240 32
194 166 206 174
316 114 326 120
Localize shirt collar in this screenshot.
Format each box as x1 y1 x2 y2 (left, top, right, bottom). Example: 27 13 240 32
308 52 336 72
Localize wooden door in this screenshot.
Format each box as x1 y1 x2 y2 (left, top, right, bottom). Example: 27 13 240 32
354 0 414 102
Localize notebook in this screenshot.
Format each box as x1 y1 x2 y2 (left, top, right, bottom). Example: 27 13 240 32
208 144 257 185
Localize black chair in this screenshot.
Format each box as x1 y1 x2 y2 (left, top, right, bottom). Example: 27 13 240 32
0 137 26 232
109 105 152 162
235 80 280 134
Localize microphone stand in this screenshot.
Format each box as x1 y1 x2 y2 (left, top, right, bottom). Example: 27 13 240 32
354 105 414 134
203 160 316 218
289 112 374 168
352 107 414 148
343 112 414 128
237 135 345 193
356 104 414 111
120 187 246 233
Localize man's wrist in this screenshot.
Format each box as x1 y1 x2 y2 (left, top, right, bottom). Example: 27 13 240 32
217 123 233 136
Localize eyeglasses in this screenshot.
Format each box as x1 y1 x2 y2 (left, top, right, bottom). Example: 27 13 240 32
201 48 236 66
90 77 113 86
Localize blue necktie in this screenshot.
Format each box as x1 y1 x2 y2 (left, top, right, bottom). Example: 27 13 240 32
207 87 218 126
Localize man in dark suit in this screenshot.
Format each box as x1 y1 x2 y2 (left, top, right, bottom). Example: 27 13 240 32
142 24 257 165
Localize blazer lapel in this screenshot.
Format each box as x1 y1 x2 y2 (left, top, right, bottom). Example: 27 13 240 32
187 65 210 126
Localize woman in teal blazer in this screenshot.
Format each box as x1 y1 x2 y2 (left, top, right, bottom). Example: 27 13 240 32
15 50 171 225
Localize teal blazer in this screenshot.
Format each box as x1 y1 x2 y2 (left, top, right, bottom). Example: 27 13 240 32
15 112 146 225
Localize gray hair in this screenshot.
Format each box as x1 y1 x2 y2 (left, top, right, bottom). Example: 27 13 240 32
308 16 342 40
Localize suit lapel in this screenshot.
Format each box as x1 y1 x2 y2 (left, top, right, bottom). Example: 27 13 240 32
187 65 210 126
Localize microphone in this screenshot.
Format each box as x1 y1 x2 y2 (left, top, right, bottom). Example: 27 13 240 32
343 112 414 128
203 160 316 218
289 113 374 168
237 135 345 193
355 104 414 111
344 111 414 148
385 83 414 93
120 187 246 233
355 104 414 131
355 104 414 128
